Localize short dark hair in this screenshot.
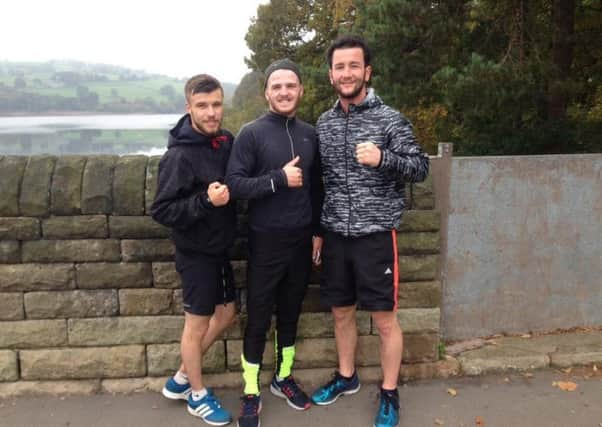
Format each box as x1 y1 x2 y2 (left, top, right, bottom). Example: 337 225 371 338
184 74 222 101
326 35 371 68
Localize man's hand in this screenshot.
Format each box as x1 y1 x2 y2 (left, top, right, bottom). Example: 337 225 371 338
207 182 230 206
283 156 303 187
312 236 323 266
356 142 382 167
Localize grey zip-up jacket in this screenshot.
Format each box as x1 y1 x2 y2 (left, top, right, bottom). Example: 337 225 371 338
317 88 429 237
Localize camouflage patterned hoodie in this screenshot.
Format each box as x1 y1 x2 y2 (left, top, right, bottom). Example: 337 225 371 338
316 88 429 237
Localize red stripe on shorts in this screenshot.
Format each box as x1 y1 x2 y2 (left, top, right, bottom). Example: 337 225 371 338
391 230 399 310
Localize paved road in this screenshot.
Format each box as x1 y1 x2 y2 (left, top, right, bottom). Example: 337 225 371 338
1 368 600 427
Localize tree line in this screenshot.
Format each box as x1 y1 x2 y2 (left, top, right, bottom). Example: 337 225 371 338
226 0 601 156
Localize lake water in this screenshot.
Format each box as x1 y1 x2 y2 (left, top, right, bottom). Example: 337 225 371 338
0 114 181 156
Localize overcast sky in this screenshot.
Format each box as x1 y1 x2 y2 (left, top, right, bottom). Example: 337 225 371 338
1 0 269 84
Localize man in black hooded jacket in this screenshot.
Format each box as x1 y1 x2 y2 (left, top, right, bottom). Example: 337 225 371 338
151 74 235 426
226 59 323 427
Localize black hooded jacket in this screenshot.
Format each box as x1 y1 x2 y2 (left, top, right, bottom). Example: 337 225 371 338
225 111 323 234
151 114 236 255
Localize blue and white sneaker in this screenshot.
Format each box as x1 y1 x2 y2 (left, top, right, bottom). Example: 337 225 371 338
373 389 400 427
188 392 232 426
162 376 191 401
311 370 361 406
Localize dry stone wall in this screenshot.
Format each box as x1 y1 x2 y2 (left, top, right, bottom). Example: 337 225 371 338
0 154 441 389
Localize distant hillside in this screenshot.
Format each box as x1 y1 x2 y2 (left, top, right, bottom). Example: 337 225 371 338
0 60 236 115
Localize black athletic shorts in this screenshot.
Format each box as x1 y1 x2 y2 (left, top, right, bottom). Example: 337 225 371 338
320 230 399 311
175 249 236 316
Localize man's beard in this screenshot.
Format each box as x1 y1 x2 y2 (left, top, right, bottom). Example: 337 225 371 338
336 79 366 100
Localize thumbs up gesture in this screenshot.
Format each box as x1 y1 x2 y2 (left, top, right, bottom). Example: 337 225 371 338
282 156 303 188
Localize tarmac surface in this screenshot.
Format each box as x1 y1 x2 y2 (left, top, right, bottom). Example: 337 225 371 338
1 368 601 427
1 330 601 427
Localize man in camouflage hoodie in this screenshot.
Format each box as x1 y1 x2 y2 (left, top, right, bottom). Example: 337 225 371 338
310 35 430 427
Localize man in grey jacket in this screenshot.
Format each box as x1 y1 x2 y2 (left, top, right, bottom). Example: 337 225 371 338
310 35 430 427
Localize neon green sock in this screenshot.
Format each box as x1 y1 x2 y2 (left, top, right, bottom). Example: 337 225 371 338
241 354 260 395
276 345 295 379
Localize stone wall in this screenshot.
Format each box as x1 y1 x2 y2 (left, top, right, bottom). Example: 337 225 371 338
0 154 442 391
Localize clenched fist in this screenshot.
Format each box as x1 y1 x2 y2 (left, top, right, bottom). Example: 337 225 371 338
356 142 382 167
207 182 230 206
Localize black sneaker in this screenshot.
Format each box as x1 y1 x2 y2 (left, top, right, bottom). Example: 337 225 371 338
237 394 261 427
269 376 311 410
311 370 361 406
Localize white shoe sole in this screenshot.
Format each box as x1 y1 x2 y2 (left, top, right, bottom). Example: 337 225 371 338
269 384 310 411
162 386 191 401
187 404 232 426
312 383 361 406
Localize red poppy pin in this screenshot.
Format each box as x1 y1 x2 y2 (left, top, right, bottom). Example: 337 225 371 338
211 135 228 150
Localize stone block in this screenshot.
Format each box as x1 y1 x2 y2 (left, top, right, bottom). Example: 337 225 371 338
113 155 147 215
42 215 108 239
0 380 99 397
396 232 440 255
357 335 381 366
550 344 602 368
24 290 118 319
81 155 117 214
229 238 248 261
398 281 441 308
0 351 18 382
404 332 439 363
0 320 67 348
20 346 146 380
145 156 161 215
19 155 56 216
109 216 169 239
121 239 174 262
76 262 152 289
399 359 461 382
0 217 40 240
458 345 549 375
231 260 247 288
0 241 20 264
398 210 440 232
301 285 327 313
0 292 24 320
0 156 27 216
22 240 121 262
173 289 183 314
395 308 440 334
50 156 86 215
68 316 183 346
297 311 371 338
398 255 438 281
411 174 435 210
147 342 226 376
0 264 75 291
358 333 439 365
152 262 181 289
119 289 173 315
226 339 276 370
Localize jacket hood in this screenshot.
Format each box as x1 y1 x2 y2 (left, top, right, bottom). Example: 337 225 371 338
167 114 215 148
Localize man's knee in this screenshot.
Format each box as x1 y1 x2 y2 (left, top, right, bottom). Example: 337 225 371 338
372 312 401 338
332 305 356 325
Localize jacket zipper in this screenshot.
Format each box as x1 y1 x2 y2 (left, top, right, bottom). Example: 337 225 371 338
222 265 227 306
285 118 295 159
344 112 351 237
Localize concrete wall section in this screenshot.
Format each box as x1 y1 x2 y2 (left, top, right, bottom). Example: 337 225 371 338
442 155 602 340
